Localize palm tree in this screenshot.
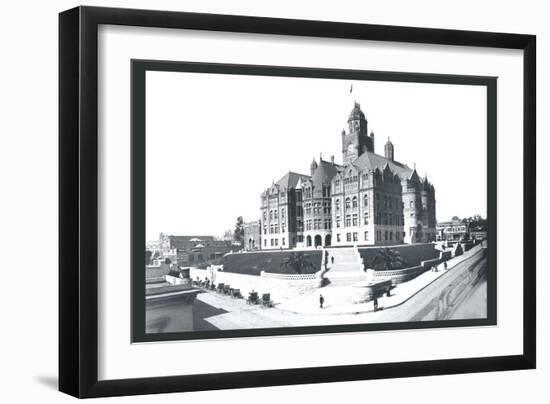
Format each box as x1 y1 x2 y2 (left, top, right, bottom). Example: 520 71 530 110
280 252 315 274
372 248 405 270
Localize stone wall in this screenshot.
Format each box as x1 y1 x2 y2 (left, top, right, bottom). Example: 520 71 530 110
190 266 323 303
145 262 171 280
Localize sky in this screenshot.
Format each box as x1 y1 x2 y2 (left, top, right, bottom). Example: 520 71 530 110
145 70 487 241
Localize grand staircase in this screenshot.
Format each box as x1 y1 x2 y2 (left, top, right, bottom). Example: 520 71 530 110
323 247 368 286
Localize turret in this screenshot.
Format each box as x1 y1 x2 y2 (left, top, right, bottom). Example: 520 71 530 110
310 158 318 176
384 137 394 161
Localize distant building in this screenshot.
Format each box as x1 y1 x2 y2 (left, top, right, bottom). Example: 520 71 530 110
243 221 261 250
436 217 469 241
259 102 436 249
146 233 238 267
470 226 487 241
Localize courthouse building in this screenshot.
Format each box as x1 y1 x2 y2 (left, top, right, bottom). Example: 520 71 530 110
259 102 436 249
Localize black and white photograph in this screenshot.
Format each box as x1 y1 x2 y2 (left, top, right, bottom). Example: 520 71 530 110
135 62 496 341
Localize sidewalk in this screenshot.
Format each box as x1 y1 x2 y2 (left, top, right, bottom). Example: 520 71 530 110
275 245 483 316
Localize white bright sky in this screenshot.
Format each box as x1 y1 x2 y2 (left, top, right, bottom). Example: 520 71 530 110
145 70 487 241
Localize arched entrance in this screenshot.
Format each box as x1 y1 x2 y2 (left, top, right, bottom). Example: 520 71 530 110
324 234 331 246
306 235 312 247
314 235 322 248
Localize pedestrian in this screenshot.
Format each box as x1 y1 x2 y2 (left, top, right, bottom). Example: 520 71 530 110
319 294 325 309
444 261 448 270
373 296 378 312
331 255 335 265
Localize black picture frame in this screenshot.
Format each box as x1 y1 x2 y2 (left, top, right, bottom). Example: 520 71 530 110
59 5 536 398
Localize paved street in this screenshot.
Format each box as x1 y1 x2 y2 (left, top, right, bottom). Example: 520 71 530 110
367 248 487 322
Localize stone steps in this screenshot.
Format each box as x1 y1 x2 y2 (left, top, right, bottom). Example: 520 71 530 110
323 247 366 286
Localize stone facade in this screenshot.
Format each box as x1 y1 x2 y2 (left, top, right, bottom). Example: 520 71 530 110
259 102 436 249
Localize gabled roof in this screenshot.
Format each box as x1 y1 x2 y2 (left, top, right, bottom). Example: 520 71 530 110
352 151 414 180
311 159 339 187
275 171 310 189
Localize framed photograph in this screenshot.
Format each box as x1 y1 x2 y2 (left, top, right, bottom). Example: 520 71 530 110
59 6 536 398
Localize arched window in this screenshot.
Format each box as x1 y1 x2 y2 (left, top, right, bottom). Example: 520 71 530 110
269 210 273 220
336 198 340 212
364 194 368 207
352 196 358 208
345 197 351 209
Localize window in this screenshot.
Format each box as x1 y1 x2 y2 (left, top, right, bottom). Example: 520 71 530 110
353 232 358 241
264 240 267 247
281 208 286 218
352 214 358 226
364 194 368 207
282 238 286 245
189 255 194 261
269 210 273 220
410 201 414 208
198 254 203 261
352 196 358 208
275 239 278 246
336 215 341 228
345 215 351 227
385 231 388 240
336 199 340 212
263 211 267 221
337 233 341 242
389 197 393 209
210 254 215 259
345 197 351 209
346 233 352 242
364 231 369 241
384 195 388 210
390 232 393 241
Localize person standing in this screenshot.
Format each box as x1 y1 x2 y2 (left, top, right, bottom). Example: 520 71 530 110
331 255 335 265
319 294 325 309
373 296 378 312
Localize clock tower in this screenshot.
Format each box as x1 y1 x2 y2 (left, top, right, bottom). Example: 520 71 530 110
341 102 374 164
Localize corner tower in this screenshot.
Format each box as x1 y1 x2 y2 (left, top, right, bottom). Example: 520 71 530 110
342 102 374 164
